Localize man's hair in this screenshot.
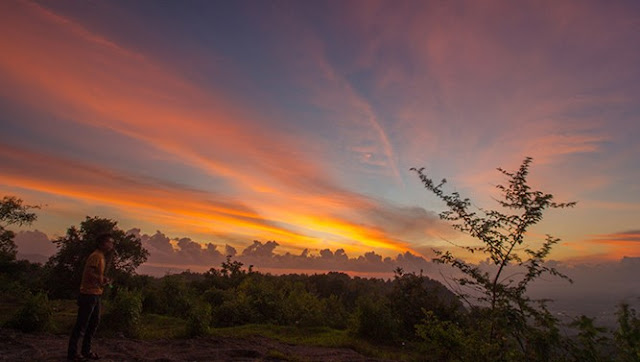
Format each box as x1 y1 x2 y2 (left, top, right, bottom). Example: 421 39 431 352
96 233 113 246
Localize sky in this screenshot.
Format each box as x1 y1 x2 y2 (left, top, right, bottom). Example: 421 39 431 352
1 0 639 276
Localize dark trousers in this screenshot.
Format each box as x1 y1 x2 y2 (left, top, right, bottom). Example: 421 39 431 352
67 294 101 358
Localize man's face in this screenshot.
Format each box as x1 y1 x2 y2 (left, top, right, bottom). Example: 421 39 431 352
102 238 114 252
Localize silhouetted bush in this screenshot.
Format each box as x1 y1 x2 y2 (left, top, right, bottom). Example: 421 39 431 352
282 282 324 327
321 295 349 329
159 274 193 318
614 303 640 362
202 286 226 306
186 300 212 337
103 289 143 337
349 296 399 343
212 294 254 327
7 292 53 332
236 276 283 324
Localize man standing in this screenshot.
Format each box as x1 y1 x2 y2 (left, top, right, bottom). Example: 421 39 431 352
67 233 113 361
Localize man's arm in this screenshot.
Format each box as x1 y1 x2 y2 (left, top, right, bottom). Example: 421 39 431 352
86 265 104 287
85 254 109 287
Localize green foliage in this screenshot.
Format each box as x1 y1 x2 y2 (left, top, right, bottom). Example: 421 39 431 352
0 195 38 264
282 282 324 327
412 157 575 359
210 324 415 361
6 291 53 332
321 294 349 329
238 275 284 324
615 303 640 362
186 299 212 337
103 288 143 337
212 292 254 327
390 269 464 338
158 274 195 317
348 296 399 343
567 315 608 362
202 286 226 306
136 313 187 339
45 216 149 298
0 259 47 298
416 310 476 361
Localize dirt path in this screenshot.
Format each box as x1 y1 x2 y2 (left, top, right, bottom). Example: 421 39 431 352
0 329 395 361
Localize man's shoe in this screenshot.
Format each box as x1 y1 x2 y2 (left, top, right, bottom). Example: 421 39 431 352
82 351 100 360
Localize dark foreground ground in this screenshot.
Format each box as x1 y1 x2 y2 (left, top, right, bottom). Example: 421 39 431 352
0 329 394 362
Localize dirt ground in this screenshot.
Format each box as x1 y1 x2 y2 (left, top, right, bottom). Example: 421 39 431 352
0 328 395 361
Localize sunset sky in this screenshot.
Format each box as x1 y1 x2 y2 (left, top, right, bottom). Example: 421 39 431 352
1 0 639 270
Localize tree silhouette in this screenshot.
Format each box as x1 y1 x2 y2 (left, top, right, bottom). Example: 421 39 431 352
0 196 38 264
45 216 148 298
411 157 575 359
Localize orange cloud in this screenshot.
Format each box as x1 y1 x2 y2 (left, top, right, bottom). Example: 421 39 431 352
0 139 429 256
560 231 640 263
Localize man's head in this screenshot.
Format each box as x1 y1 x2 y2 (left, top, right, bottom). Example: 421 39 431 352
96 233 114 253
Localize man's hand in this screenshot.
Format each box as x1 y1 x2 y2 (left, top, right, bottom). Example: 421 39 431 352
103 277 112 286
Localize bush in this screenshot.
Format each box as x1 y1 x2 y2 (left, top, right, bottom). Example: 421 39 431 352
237 276 283 324
212 293 254 327
160 275 193 318
202 287 226 306
6 292 53 332
614 303 640 362
282 283 324 327
186 300 212 337
348 296 399 343
103 289 142 337
322 295 349 329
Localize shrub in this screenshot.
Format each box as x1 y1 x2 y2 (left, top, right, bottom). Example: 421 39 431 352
614 303 640 362
348 296 399 343
186 300 212 337
212 293 253 327
7 292 53 332
202 287 226 306
103 289 142 337
160 275 193 318
282 283 324 327
322 295 349 329
237 276 283 324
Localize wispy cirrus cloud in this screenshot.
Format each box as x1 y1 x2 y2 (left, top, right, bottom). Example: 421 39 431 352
1 0 638 265
0 1 442 255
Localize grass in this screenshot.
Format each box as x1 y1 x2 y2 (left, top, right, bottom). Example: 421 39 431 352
210 324 419 360
0 295 419 360
49 299 78 334
265 349 304 362
136 314 187 339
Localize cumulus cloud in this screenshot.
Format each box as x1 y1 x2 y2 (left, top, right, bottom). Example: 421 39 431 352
14 230 57 262
131 229 228 268
120 229 438 276
232 240 435 275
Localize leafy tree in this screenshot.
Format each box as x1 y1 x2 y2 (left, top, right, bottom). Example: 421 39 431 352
568 315 608 362
411 157 575 359
390 268 463 338
282 281 324 327
158 274 195 317
102 288 143 338
415 310 476 361
6 291 53 332
0 196 38 263
349 295 399 343
614 303 640 362
45 216 149 298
